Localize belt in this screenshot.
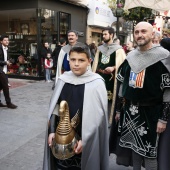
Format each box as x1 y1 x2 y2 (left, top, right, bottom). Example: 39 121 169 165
97 69 111 74
125 99 161 106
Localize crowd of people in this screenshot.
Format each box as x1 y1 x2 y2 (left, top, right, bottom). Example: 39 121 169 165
42 21 170 170
41 25 167 87
0 11 169 169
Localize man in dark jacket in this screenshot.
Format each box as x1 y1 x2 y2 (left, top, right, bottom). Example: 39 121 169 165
52 38 66 70
0 35 17 109
51 38 66 90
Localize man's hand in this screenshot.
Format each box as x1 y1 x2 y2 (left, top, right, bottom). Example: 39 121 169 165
105 66 116 73
7 60 12 66
74 140 82 154
156 121 166 133
115 112 120 123
48 133 55 147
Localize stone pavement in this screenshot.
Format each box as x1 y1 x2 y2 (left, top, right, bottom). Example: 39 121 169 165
0 78 134 170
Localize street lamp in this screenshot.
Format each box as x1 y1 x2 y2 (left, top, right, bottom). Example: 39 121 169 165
111 0 124 37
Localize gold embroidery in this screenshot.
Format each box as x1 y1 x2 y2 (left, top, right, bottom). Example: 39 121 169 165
108 91 113 100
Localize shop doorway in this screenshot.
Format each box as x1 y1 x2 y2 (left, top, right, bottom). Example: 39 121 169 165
91 32 102 46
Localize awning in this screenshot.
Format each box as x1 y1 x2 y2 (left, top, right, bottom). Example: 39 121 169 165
59 0 88 8
124 0 170 12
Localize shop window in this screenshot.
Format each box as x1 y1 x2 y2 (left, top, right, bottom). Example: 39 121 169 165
59 12 71 39
0 9 38 76
40 9 57 44
21 23 29 34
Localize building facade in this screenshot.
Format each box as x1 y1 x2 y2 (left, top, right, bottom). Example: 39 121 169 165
86 0 116 46
0 0 87 79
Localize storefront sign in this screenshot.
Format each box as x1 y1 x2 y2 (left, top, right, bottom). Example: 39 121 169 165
87 0 116 27
77 31 84 37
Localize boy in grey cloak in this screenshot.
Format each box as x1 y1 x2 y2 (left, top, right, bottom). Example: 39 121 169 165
43 44 109 170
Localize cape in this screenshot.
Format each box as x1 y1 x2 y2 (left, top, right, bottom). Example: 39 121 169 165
43 70 109 170
55 44 70 84
92 43 126 124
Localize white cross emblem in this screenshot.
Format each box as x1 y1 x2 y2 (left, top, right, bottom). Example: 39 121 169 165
129 105 139 115
138 126 147 136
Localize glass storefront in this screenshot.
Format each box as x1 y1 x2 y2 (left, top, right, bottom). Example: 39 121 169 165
0 8 71 79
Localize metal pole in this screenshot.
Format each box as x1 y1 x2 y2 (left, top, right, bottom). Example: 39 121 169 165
116 17 119 37
36 8 42 77
116 0 120 37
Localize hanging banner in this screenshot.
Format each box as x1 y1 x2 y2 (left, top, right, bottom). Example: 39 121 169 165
87 0 116 27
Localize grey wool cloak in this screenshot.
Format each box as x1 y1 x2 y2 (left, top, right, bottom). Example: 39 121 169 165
43 70 109 170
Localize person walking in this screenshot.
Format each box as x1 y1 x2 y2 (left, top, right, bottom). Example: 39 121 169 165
89 42 97 66
0 35 17 109
51 38 66 90
92 27 126 124
52 38 66 71
158 37 170 170
55 30 84 85
43 44 109 170
109 21 170 170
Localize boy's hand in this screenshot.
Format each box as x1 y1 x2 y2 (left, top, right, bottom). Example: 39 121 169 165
74 140 82 154
48 133 55 147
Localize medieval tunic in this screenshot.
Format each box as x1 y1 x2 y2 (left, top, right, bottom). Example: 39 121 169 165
54 83 84 169
158 38 170 170
117 60 168 158
92 43 126 123
97 51 116 101
110 45 170 164
55 44 72 85
43 70 109 170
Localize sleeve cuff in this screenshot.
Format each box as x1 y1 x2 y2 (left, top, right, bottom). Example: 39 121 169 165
159 102 170 121
158 119 167 124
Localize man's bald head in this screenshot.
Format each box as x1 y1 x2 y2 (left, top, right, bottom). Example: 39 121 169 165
134 21 154 50
135 22 153 33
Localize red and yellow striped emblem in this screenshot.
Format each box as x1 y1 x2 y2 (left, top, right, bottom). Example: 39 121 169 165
135 70 145 88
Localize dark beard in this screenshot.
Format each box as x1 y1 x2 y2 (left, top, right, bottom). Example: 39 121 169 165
135 38 151 47
103 38 110 43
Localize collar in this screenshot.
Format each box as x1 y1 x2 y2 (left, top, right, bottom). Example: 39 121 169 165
126 44 170 73
59 70 103 85
98 43 122 56
2 45 8 50
62 42 84 54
